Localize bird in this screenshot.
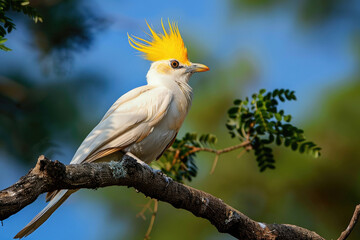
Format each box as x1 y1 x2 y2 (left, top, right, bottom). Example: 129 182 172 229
14 20 209 238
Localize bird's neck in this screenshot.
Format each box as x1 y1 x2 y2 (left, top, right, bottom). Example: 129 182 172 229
146 72 193 111
174 79 192 109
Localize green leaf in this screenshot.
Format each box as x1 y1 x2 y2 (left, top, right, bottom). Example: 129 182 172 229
284 138 291 147
283 115 292 122
0 37 7 44
233 99 241 105
291 142 298 151
260 166 267 172
312 148 321 158
276 135 282 145
225 123 235 130
299 143 306 153
273 89 279 97
267 165 275 169
227 107 239 115
0 44 11 51
275 113 282 121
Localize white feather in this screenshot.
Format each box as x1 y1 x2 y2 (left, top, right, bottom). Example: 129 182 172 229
71 85 174 164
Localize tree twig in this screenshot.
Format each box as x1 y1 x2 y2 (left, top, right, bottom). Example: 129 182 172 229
136 199 153 220
182 140 252 174
144 199 158 240
0 154 333 239
337 204 360 240
210 154 219 175
183 140 251 158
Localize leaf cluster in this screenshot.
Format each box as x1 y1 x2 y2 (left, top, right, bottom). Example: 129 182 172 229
226 89 321 171
159 88 321 181
0 0 42 51
155 133 217 183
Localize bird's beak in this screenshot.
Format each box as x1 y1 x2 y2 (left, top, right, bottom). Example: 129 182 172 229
186 63 210 73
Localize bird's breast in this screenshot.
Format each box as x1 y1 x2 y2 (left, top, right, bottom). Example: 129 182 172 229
167 93 191 130
125 92 190 163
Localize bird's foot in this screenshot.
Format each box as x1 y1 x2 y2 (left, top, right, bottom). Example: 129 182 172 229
153 169 172 187
153 169 162 175
125 152 172 186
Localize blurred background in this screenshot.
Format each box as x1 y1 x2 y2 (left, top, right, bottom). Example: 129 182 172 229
1 0 360 239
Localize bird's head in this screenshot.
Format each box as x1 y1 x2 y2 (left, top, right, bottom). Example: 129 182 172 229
128 20 209 85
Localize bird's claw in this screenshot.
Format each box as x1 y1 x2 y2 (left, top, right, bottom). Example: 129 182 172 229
153 169 162 175
153 169 172 187
125 152 172 187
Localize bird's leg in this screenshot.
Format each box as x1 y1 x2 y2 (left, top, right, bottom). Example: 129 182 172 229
125 152 160 174
125 152 148 167
125 152 172 186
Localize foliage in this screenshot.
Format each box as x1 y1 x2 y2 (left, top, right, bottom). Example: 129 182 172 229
0 0 104 63
158 89 321 182
0 73 101 165
29 0 104 57
0 0 42 51
227 89 321 171
0 36 10 51
155 133 217 183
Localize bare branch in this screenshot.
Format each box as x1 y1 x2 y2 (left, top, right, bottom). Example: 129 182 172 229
144 199 158 240
337 204 360 240
136 198 158 239
137 199 153 220
184 140 251 157
0 154 329 239
182 140 252 174
210 154 219 174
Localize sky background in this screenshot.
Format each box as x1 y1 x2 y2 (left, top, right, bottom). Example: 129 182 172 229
1 0 359 239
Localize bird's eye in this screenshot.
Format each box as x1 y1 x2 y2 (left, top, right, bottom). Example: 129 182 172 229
170 60 180 69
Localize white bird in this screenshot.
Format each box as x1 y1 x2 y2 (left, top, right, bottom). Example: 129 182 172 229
14 20 209 238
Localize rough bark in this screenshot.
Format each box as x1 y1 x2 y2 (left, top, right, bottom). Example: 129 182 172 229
0 154 330 239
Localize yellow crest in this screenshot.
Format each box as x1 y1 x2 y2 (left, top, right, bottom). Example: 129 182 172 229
128 20 190 65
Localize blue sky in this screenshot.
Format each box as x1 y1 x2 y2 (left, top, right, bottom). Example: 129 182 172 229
0 0 357 239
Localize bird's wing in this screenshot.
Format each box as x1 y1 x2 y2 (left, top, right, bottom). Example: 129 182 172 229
100 85 153 122
156 132 178 160
70 85 174 164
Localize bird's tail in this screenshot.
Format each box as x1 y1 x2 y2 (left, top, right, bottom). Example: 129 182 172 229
14 189 75 239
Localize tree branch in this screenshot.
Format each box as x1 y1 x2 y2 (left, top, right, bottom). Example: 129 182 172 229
181 140 252 174
0 154 339 239
337 204 360 240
